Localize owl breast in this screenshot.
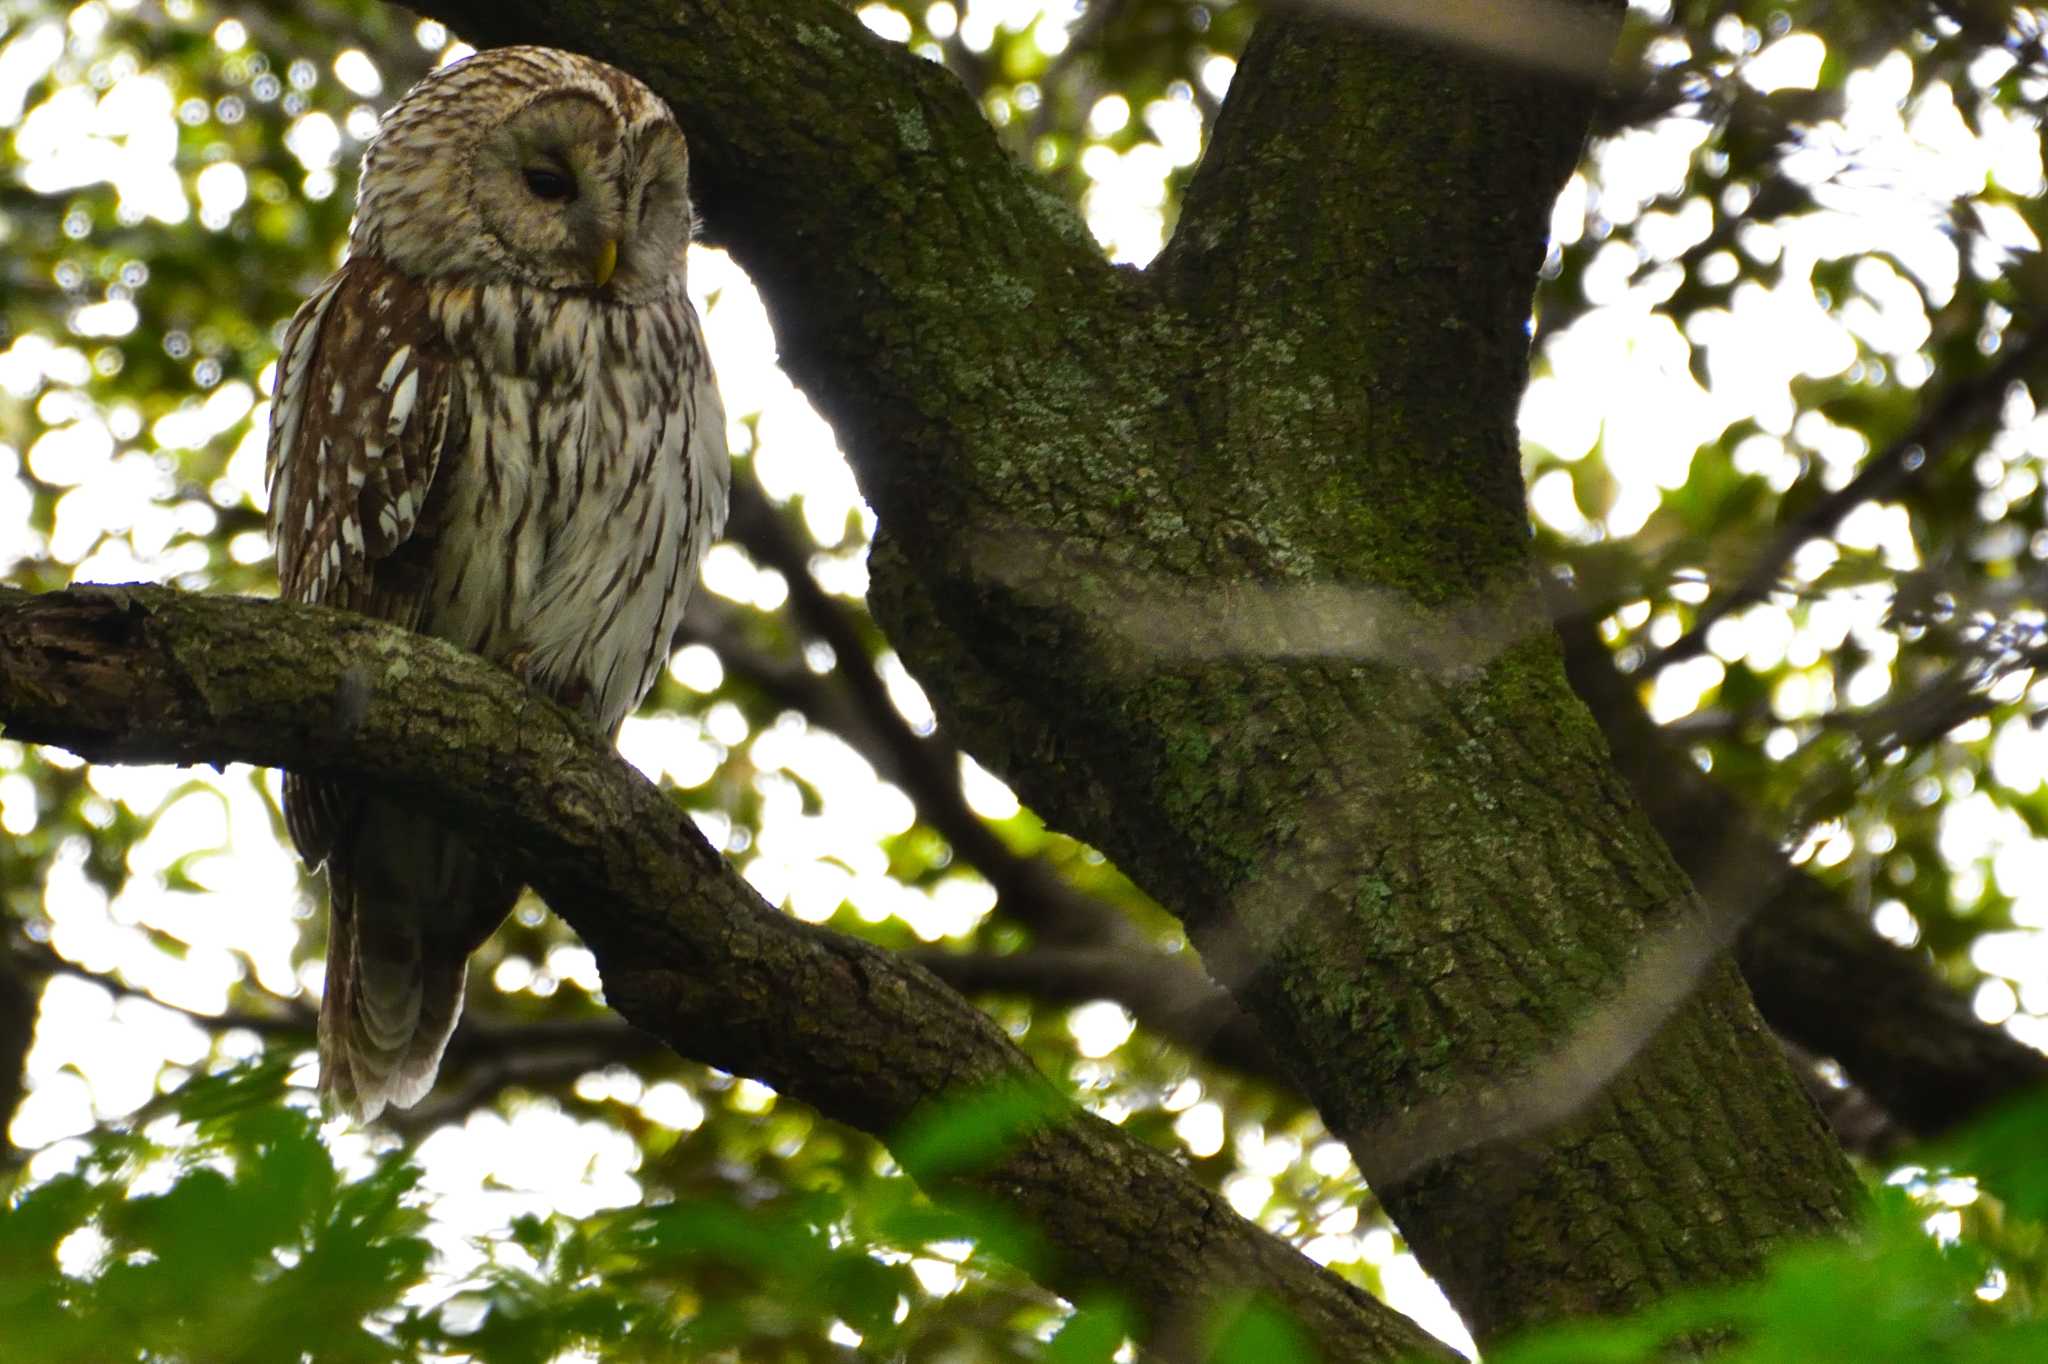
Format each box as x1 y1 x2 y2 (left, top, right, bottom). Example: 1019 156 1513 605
422 277 724 731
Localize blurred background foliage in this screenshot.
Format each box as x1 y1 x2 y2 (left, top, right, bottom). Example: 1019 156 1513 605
0 0 2045 1358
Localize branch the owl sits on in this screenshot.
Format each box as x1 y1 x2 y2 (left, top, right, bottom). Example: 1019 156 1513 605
265 46 730 1121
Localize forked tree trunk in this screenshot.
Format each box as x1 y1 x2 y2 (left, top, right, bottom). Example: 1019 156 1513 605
420 0 1863 1340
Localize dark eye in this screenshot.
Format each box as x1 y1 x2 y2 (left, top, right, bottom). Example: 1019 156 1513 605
521 167 576 202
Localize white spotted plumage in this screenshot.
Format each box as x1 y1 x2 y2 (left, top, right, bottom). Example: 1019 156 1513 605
265 46 728 1121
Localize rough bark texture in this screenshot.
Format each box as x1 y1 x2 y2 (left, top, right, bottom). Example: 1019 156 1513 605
0 584 1447 1363
414 0 1856 1340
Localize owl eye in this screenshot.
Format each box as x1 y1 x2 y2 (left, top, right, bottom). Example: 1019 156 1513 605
521 167 576 202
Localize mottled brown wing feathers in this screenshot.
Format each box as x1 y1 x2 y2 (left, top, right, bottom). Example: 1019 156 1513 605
267 257 456 871
266 255 456 616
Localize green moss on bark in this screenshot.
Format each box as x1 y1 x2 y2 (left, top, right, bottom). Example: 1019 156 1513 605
411 0 1858 1340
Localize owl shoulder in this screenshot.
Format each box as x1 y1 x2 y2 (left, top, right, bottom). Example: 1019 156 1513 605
266 255 463 612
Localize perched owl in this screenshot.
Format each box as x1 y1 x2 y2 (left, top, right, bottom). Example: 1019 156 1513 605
265 46 729 1121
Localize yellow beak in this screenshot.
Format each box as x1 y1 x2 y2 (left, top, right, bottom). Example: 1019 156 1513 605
593 239 619 289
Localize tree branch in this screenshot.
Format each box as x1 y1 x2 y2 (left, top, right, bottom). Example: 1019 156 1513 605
723 477 1155 954
911 946 1286 1081
0 584 1447 1363
0 945 38 1166
7 939 316 1038
6 936 682 1143
1555 603 2048 1134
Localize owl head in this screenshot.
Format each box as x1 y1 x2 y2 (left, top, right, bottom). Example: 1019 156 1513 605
351 46 696 303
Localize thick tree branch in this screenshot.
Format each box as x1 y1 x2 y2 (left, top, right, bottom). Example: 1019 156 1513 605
724 491 2044 1138
1556 605 2048 1134
0 584 1447 1363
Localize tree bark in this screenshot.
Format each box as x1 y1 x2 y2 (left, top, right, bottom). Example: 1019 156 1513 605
726 480 2044 1146
0 948 33 1166
407 0 1863 1339
0 584 1448 1363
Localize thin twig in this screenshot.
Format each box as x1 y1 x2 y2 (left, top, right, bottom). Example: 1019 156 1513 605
722 476 1155 952
910 945 1285 1081
1640 325 2048 674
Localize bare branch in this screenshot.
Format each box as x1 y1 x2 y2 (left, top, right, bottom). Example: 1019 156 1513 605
0 945 39 1166
1926 0 2048 75
387 1037 664 1140
723 478 1157 953
1553 595 2048 1135
1639 324 2048 674
0 584 1446 1363
911 946 1285 1081
6 939 668 1135
7 938 315 1038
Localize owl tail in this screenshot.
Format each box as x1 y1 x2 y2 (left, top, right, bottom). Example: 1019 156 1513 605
315 805 518 1123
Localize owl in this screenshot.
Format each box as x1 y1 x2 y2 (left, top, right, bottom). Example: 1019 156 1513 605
265 46 729 1121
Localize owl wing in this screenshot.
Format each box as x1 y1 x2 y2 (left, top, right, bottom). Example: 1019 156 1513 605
266 255 463 867
268 254 460 614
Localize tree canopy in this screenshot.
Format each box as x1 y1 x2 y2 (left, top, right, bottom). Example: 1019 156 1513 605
2 0 2047 1360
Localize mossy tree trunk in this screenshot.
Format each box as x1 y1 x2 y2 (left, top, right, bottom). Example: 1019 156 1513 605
0 0 1869 1347
418 0 1864 1340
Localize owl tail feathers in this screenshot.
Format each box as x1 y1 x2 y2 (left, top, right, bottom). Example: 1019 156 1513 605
318 872 468 1124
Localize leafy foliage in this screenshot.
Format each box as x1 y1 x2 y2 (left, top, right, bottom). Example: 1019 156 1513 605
0 1058 1073 1361
1531 2 2048 996
1485 1092 2048 1362
2 0 2047 1359
0 1058 434 1364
